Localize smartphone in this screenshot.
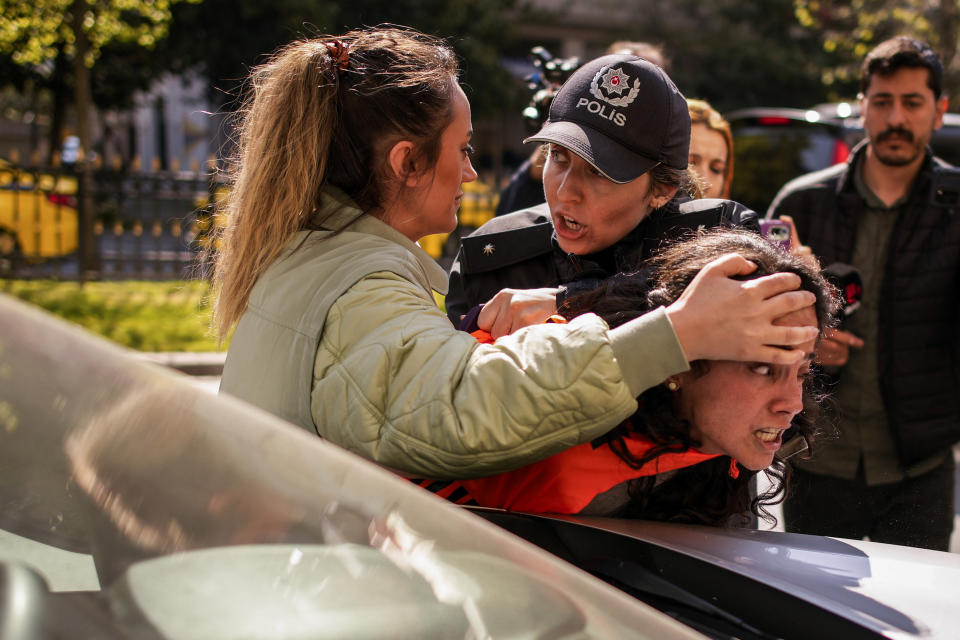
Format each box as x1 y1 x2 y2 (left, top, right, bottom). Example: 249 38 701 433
760 219 791 251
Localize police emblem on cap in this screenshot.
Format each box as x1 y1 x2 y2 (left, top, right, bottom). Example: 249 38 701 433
589 66 640 108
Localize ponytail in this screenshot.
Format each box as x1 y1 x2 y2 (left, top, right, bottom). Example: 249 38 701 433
211 28 458 339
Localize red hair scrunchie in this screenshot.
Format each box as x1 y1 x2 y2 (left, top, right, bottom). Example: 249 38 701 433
325 39 350 75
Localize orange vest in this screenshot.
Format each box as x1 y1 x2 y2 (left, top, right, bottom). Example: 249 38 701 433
427 326 736 515
458 427 726 514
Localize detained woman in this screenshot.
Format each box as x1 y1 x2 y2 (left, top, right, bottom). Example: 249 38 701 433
428 230 838 526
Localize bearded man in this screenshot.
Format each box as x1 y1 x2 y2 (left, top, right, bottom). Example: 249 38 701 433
769 36 959 551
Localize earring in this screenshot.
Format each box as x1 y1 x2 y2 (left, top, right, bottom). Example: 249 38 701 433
666 380 679 392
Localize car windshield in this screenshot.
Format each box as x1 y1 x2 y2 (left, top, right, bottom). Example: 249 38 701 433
0 294 699 639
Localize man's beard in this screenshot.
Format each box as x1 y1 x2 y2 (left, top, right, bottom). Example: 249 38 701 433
871 126 925 166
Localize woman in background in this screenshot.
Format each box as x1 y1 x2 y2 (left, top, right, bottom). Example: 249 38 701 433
688 99 734 199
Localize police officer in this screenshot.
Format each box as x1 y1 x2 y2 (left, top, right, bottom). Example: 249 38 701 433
447 54 756 336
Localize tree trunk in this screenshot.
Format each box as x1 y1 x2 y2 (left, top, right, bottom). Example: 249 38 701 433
72 0 98 281
934 0 960 107
47 45 70 166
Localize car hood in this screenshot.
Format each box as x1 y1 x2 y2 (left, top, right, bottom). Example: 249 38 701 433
563 516 960 640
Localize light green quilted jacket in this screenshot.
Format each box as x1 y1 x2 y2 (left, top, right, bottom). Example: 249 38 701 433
222 188 688 478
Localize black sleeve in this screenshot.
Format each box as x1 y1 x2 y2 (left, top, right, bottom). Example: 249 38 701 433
444 208 557 325
641 198 761 259
445 248 471 326
494 161 546 216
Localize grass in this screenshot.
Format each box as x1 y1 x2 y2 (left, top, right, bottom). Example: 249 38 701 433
1 280 225 352
3 280 448 352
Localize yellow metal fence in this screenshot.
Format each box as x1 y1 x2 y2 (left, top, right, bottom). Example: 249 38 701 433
1 151 499 279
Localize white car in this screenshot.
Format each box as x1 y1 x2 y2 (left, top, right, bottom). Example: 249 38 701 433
1 293 959 639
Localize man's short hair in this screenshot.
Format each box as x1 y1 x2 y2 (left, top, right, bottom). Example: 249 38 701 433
860 36 944 99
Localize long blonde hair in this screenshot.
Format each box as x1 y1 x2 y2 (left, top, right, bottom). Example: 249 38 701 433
212 27 458 338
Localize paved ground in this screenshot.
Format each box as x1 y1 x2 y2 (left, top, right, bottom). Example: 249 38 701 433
136 351 227 377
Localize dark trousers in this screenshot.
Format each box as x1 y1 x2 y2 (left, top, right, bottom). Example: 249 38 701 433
783 454 955 551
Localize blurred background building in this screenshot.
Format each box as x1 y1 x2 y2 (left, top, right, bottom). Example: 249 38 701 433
2 0 959 276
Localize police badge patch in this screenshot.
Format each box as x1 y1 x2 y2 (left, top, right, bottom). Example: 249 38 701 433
589 66 641 108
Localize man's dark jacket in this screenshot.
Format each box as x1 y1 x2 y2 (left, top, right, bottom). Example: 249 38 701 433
446 197 758 326
769 141 960 466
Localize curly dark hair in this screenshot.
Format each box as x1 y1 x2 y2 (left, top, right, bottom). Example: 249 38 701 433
559 228 840 526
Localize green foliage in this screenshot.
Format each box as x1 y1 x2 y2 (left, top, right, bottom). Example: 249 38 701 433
9 0 960 167
0 0 199 69
0 0 203 158
1 279 224 351
793 0 960 104
335 0 528 118
157 0 528 118
91 39 172 109
636 0 839 111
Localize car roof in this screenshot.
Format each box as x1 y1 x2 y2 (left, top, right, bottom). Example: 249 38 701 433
564 516 960 640
726 103 960 130
725 106 855 130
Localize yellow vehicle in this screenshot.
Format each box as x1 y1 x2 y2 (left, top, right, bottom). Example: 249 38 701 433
0 158 79 259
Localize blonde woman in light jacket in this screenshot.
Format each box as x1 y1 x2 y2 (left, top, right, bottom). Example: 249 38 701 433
214 27 818 479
